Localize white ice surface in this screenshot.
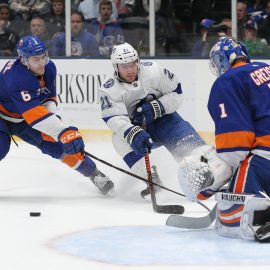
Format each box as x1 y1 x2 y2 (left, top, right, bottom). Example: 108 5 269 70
0 140 269 270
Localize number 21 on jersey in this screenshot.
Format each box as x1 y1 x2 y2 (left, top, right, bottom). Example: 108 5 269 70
219 103 228 118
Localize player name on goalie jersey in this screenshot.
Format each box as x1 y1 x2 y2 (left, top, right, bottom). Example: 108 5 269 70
217 192 248 203
250 65 270 86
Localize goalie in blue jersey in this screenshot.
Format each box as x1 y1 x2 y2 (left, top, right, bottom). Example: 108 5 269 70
0 35 114 195
179 37 270 242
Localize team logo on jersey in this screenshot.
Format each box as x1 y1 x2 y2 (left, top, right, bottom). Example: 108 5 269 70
104 78 115 88
141 62 153 66
37 87 50 96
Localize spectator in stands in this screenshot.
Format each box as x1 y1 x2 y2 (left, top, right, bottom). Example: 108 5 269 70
0 2 28 36
192 18 232 58
258 0 270 44
214 18 232 37
237 1 248 41
115 0 135 18
0 18 19 56
243 19 270 56
0 3 13 29
72 0 82 11
78 0 118 22
30 17 51 50
51 12 100 57
9 0 51 21
87 0 124 56
191 18 215 58
0 3 9 21
246 0 265 13
47 0 65 38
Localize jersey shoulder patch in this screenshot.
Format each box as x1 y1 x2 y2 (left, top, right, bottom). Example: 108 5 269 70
103 78 115 89
141 61 153 66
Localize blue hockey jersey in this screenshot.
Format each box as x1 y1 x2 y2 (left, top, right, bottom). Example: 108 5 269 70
208 61 270 170
0 58 67 141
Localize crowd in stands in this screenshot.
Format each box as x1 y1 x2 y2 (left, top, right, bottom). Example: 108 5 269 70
0 0 270 58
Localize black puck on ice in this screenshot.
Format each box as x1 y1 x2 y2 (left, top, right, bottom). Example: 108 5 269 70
30 212 41 217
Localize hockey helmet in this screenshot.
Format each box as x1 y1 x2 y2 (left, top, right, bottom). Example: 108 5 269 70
111 43 139 78
17 35 48 62
209 37 250 77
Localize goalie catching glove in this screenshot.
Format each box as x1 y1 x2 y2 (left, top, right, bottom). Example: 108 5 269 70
178 145 233 202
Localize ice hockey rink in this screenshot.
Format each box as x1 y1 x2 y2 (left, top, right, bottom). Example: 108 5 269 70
1 137 270 270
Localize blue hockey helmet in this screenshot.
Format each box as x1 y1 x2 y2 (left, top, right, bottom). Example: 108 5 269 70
209 37 250 77
17 35 48 59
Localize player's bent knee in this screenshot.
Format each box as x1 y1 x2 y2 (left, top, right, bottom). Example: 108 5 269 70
0 132 11 160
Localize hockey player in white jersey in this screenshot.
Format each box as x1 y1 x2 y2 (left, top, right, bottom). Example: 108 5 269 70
100 42 207 197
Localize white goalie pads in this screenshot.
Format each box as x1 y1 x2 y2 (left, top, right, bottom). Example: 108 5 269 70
215 192 270 240
178 145 233 201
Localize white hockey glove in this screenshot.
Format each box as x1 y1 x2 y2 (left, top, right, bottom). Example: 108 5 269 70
178 145 233 202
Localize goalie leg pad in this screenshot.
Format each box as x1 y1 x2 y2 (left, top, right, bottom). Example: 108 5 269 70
215 192 270 240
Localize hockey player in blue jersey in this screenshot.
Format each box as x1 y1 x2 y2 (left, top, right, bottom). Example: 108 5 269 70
100 42 207 198
0 35 114 195
179 37 270 242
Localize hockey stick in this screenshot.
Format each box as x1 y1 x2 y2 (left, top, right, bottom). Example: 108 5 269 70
144 147 184 214
166 204 217 229
142 118 184 214
84 151 210 212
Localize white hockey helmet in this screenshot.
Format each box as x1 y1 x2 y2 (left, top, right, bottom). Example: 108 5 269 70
111 42 139 78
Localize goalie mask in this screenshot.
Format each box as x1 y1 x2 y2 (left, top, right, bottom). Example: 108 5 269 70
111 42 139 80
209 37 250 77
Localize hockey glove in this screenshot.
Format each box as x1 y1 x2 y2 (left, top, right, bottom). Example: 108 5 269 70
124 126 153 156
179 145 233 202
133 100 165 125
58 126 85 155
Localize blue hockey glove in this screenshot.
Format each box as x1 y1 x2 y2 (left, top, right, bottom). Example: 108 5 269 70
58 126 85 155
124 126 153 156
133 100 165 125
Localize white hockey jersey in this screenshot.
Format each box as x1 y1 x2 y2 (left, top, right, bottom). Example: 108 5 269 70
100 61 183 139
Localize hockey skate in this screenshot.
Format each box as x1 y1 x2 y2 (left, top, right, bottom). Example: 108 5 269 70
90 169 114 195
141 165 162 201
254 222 270 243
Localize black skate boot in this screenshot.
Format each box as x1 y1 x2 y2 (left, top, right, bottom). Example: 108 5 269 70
255 222 270 243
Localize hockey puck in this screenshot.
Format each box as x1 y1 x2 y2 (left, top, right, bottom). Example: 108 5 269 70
30 212 41 217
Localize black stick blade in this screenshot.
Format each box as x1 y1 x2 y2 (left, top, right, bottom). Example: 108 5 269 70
155 205 184 214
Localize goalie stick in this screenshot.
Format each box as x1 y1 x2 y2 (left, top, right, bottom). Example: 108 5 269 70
166 204 217 229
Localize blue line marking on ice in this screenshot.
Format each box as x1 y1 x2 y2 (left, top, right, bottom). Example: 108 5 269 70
52 225 270 266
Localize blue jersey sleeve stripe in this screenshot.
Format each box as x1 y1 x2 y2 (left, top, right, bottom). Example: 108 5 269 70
216 146 250 153
173 83 182 94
